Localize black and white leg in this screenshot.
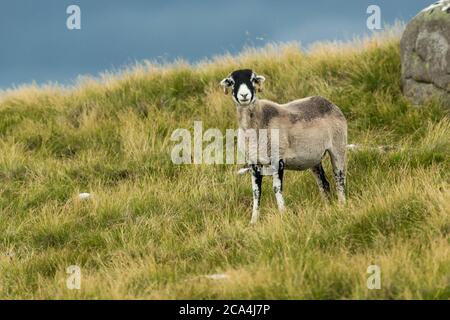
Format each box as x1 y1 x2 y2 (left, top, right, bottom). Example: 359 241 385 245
311 162 331 201
329 149 346 204
333 169 346 204
272 159 285 211
250 164 263 224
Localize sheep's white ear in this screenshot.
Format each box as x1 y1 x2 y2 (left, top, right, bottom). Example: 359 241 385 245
253 74 266 92
220 77 233 95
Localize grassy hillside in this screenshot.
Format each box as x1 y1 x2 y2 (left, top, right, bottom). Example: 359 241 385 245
0 29 448 299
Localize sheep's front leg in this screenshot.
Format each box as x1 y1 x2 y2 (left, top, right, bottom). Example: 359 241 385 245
272 159 285 211
250 164 262 224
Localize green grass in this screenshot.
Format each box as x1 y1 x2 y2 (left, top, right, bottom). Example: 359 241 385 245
0 29 449 299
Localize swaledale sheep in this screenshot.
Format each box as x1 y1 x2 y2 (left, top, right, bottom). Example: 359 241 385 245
220 69 347 224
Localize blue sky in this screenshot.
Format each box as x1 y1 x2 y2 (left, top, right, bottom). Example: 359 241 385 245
0 0 431 89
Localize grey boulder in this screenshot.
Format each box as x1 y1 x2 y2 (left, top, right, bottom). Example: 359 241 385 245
401 1 450 106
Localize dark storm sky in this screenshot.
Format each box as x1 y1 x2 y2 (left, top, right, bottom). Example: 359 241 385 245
0 0 431 89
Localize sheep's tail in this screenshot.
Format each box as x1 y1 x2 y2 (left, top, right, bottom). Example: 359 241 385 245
237 167 250 175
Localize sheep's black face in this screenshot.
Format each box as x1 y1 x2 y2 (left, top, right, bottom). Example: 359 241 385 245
220 69 265 106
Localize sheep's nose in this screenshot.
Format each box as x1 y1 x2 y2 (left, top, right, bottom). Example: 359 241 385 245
240 93 249 99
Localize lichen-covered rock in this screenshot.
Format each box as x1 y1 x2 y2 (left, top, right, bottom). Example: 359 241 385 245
401 0 450 106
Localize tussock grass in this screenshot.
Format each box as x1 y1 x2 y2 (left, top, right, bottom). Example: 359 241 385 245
0 29 449 299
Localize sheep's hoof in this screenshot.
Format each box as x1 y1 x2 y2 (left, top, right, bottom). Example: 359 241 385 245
250 209 259 224
250 216 258 224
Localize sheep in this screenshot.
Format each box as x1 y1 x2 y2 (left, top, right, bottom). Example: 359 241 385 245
220 69 347 224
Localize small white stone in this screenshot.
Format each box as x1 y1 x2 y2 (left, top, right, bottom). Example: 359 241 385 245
205 273 229 280
78 192 91 200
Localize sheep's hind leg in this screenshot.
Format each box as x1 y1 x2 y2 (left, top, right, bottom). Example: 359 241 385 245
329 149 346 204
311 162 331 201
250 165 263 224
272 159 285 212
